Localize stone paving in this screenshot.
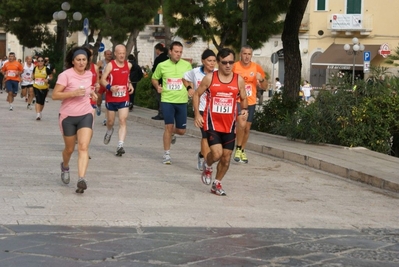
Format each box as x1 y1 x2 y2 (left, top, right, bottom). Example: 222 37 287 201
0 92 398 266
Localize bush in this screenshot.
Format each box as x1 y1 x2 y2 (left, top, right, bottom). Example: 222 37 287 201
253 73 399 156
134 73 158 110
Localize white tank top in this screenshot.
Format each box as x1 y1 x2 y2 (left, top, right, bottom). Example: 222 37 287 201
20 62 35 86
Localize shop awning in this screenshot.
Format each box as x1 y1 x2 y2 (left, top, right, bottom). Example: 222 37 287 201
312 44 381 70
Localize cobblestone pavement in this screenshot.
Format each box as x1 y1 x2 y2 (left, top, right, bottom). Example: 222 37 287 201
0 94 398 266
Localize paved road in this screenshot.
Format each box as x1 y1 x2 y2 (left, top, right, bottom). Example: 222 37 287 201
0 93 398 266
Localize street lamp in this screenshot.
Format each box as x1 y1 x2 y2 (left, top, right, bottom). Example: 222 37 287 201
53 2 82 67
343 37 365 85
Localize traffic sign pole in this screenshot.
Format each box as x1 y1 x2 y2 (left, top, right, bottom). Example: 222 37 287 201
363 51 370 73
83 18 89 45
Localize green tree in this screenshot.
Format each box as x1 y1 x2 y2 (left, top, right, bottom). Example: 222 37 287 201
0 0 60 48
163 0 290 51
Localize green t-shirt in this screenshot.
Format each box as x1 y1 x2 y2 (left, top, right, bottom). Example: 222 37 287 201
152 59 192 103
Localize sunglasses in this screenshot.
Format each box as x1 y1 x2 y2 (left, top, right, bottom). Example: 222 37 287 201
220 60 235 65
37 60 44 62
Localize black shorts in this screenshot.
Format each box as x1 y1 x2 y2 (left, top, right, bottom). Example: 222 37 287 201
21 84 33 89
206 129 236 151
60 113 93 137
34 88 48 105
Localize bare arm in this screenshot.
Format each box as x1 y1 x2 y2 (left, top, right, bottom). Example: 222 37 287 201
52 83 86 100
182 78 195 97
238 76 248 117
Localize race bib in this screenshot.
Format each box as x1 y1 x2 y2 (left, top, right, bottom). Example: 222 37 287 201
22 73 32 82
245 84 252 96
212 97 233 114
34 78 45 86
166 78 183 90
112 85 127 97
7 70 17 77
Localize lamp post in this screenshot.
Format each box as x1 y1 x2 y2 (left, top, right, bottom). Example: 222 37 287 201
343 37 365 85
53 2 82 66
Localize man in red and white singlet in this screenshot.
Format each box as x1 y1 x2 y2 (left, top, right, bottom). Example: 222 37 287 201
100 44 133 157
193 48 248 196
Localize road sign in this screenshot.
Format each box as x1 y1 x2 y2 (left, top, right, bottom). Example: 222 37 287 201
271 52 278 64
363 51 370 61
83 18 89 36
363 62 370 73
98 43 105 53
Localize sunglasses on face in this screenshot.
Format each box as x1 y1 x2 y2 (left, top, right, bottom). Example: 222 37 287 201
220 61 235 65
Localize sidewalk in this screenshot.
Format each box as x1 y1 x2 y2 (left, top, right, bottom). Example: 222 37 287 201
129 105 399 194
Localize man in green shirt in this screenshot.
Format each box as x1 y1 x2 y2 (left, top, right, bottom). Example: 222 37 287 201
152 41 193 164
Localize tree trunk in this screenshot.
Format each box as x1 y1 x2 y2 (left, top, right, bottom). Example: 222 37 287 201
126 29 140 60
281 0 309 106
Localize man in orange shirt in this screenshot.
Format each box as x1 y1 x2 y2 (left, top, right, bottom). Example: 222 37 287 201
232 45 268 163
1 52 23 111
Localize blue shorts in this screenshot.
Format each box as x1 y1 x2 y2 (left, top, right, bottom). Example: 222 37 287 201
5 80 19 94
106 101 129 111
237 104 256 123
161 102 187 129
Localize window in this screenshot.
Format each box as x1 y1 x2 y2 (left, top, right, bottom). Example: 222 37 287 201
316 0 326 11
347 0 361 14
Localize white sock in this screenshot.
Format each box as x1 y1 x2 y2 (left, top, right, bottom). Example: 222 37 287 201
164 150 170 155
118 141 124 147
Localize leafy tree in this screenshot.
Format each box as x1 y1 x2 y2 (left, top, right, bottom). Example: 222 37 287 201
0 0 60 48
163 0 290 51
89 0 160 58
0 0 161 62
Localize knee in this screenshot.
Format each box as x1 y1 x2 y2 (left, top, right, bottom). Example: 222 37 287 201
175 128 186 135
64 146 75 155
77 143 89 153
210 150 223 161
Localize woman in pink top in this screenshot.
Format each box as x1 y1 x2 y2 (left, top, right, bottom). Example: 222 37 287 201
52 46 98 194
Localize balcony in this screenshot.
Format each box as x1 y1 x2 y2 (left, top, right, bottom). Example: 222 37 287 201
327 14 373 35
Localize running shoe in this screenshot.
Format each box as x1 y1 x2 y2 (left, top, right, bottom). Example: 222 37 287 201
102 119 107 126
96 106 101 116
76 178 88 194
103 127 114 145
163 153 171 164
60 162 70 184
171 134 176 145
115 146 125 157
197 152 204 171
211 180 226 196
233 148 242 162
36 114 41 120
201 162 212 185
27 104 30 110
241 150 248 163
9 106 13 111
